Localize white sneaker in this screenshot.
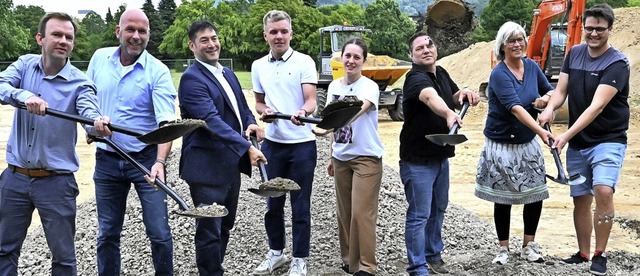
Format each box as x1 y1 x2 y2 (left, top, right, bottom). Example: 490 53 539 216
492 246 509 265
253 250 288 275
521 241 545 263
288 257 307 276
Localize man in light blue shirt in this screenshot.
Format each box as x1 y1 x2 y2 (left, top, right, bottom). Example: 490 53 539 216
0 12 111 276
85 9 176 276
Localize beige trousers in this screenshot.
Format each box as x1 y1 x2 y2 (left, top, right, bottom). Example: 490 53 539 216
332 156 383 274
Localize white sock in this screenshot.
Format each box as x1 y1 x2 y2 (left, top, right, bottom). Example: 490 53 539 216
270 249 282 256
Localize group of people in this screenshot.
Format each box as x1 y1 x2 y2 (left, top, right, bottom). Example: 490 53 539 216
0 3 629 276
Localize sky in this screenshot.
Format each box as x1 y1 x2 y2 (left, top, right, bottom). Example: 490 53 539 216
12 0 183 18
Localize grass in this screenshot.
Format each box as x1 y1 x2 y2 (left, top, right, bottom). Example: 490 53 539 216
170 70 253 90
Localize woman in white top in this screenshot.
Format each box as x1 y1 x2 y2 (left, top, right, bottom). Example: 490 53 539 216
316 37 383 276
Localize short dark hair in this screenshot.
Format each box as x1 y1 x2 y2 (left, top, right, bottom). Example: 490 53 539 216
584 3 615 28
408 31 434 52
341 37 368 60
188 20 218 42
38 12 78 36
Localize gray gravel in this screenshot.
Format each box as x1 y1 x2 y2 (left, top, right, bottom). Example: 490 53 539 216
19 136 640 275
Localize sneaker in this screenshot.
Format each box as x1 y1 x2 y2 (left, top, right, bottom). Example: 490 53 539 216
427 259 449 274
341 263 352 274
589 252 607 276
492 246 509 265
288 257 307 276
562 251 590 264
521 241 545 263
253 250 288 275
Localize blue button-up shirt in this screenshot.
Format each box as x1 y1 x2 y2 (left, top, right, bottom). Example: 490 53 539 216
0 54 102 172
86 47 177 152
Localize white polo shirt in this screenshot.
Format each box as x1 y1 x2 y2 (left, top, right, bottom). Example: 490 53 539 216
251 47 318 143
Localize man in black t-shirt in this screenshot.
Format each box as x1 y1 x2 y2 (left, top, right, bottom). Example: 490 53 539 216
539 4 629 276
399 32 480 276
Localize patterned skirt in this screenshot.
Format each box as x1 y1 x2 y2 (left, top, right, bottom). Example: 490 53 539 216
475 137 549 205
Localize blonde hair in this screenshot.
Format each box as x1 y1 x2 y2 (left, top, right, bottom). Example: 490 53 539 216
494 21 527 61
263 10 292 31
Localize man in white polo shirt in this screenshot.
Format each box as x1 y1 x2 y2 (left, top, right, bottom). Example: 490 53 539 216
251 9 317 276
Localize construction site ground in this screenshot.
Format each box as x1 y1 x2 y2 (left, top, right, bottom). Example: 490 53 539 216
1 6 639 259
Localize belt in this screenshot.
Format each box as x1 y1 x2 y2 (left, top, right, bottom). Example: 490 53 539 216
8 165 57 178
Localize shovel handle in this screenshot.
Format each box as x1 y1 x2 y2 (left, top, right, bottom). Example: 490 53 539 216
93 137 191 211
449 101 470 135
17 103 145 137
249 135 269 182
262 113 321 124
543 123 568 181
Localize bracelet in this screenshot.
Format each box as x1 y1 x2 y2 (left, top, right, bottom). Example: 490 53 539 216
544 92 552 97
154 159 166 166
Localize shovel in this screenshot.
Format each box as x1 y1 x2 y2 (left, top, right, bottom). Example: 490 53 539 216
17 103 205 144
320 98 363 117
543 123 586 186
93 136 228 218
262 105 362 130
425 101 470 146
247 135 300 198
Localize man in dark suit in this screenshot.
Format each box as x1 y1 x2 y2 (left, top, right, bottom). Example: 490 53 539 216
178 20 267 275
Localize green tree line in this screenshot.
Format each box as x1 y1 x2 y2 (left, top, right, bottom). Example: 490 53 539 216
0 0 634 70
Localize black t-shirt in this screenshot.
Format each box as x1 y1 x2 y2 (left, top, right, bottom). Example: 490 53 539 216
562 44 630 149
399 65 459 162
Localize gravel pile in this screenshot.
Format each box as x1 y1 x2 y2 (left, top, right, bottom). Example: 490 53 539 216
19 136 640 275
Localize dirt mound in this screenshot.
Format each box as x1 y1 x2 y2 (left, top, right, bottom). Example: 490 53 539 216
426 0 476 57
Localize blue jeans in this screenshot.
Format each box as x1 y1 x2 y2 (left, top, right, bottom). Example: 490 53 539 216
0 170 78 276
400 159 450 276
94 147 173 276
262 140 316 258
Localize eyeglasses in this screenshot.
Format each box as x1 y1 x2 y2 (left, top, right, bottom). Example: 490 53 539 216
506 37 525 45
584 26 609 34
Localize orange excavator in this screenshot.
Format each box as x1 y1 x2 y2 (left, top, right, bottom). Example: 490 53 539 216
480 0 585 96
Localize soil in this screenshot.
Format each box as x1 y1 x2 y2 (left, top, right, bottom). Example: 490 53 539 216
2 6 639 260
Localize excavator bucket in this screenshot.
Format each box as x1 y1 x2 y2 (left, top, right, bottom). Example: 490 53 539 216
426 0 468 28
424 0 476 57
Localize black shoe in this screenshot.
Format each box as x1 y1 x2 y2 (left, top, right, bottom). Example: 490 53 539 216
427 259 449 274
353 271 374 276
589 252 607 276
341 264 353 274
562 251 590 264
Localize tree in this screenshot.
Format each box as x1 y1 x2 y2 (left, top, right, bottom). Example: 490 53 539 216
479 0 537 41
142 0 166 58
105 7 114 24
158 0 177 29
0 0 30 60
160 0 215 59
81 11 106 34
101 4 127 48
364 0 415 61
13 5 45 54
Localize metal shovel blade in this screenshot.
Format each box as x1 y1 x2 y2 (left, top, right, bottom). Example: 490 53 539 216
568 173 587 186
425 134 468 146
248 188 287 198
321 98 363 117
137 119 208 144
262 105 361 130
175 204 230 218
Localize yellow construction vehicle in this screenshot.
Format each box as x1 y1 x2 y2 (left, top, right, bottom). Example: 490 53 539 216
316 25 411 121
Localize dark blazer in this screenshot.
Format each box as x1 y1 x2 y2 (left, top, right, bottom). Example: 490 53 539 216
178 61 256 185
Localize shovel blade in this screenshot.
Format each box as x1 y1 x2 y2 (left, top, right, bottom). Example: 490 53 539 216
137 119 207 144
174 204 229 218
316 106 361 129
425 134 468 146
568 174 587 186
248 188 287 198
545 174 569 185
